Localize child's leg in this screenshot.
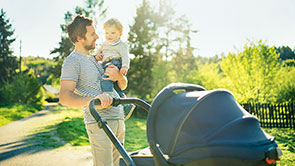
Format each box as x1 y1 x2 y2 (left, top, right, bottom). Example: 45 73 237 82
110 59 125 97
101 62 114 92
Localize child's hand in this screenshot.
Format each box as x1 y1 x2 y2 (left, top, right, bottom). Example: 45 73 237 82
120 67 128 75
95 54 104 61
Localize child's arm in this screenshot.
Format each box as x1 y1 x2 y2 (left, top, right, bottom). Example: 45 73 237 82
95 54 104 61
94 46 104 61
120 67 128 75
119 42 130 75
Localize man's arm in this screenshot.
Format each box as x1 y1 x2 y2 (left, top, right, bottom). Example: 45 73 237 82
103 65 128 90
59 80 112 108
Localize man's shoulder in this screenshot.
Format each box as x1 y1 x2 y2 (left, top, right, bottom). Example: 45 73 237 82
64 52 83 63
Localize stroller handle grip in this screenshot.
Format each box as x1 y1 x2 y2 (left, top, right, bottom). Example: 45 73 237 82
91 97 151 112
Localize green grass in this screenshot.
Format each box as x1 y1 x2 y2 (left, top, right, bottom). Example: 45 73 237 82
0 103 40 126
57 116 89 146
56 115 149 152
263 128 295 166
125 117 148 152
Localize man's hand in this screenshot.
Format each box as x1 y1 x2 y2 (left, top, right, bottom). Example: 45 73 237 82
103 65 121 81
96 93 113 108
103 65 128 90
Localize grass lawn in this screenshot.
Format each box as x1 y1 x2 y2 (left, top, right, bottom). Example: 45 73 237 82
0 103 40 126
56 109 148 152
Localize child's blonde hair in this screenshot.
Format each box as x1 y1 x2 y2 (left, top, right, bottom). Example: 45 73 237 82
103 18 123 36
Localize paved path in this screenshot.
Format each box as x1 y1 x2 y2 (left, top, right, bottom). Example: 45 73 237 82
0 104 93 166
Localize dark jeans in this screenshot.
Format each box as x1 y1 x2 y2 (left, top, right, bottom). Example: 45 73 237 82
101 58 125 98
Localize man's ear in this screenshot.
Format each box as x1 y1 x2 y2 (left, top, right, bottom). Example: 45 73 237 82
77 36 83 42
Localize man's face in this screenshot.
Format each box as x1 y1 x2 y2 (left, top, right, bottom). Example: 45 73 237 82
82 25 99 50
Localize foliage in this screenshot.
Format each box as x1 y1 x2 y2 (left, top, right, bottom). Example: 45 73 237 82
275 66 295 103
186 62 225 90
220 41 281 103
50 0 107 79
276 46 295 61
0 71 44 107
127 0 198 100
0 103 40 126
0 9 18 91
127 0 159 99
22 56 55 84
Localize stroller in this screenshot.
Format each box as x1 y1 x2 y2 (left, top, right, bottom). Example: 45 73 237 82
89 83 282 166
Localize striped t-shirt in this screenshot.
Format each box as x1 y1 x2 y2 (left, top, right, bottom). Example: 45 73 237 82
60 51 124 125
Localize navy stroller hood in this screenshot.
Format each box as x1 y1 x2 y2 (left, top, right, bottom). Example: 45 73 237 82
146 83 278 164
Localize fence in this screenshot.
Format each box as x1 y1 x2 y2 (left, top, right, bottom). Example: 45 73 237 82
241 103 295 129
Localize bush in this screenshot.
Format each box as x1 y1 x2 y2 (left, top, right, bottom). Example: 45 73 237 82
0 72 44 108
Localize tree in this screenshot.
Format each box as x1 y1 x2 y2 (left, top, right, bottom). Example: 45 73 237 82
169 16 198 83
276 66 295 103
127 0 159 99
0 9 18 86
50 0 107 80
220 41 281 103
275 46 295 61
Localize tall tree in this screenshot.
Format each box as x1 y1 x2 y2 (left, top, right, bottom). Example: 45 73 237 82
169 16 198 82
50 0 107 81
127 0 159 99
0 9 18 86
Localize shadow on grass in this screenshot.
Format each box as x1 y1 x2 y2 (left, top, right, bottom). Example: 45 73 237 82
0 123 66 162
0 114 85 162
56 117 89 146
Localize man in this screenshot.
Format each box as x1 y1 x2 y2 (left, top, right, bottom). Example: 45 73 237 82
59 15 127 166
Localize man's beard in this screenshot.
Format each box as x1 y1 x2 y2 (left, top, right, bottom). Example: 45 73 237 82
83 41 95 51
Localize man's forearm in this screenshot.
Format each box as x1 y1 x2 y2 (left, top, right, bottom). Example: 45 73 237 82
59 90 94 107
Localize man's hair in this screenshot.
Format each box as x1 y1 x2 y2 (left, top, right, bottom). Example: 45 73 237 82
103 18 123 35
67 15 93 43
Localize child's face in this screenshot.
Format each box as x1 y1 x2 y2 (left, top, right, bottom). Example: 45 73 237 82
104 25 121 43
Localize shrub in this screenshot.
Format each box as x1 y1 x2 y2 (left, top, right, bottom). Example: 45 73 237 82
0 72 44 108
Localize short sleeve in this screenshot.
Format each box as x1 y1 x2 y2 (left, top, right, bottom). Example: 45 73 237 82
60 56 80 82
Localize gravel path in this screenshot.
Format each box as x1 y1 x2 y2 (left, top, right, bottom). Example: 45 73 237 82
0 104 93 166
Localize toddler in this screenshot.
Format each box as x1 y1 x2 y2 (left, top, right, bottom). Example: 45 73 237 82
95 18 130 98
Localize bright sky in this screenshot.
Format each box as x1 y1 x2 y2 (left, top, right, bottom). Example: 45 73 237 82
1 0 294 59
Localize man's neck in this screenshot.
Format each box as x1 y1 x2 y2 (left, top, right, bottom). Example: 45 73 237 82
74 45 90 55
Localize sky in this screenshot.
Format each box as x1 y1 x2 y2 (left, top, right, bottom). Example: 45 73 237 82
1 0 295 59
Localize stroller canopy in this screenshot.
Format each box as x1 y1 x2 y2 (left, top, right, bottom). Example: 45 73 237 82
146 83 277 164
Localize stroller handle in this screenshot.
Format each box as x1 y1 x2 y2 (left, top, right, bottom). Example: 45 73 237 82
92 97 151 112
89 98 136 166
167 83 206 92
